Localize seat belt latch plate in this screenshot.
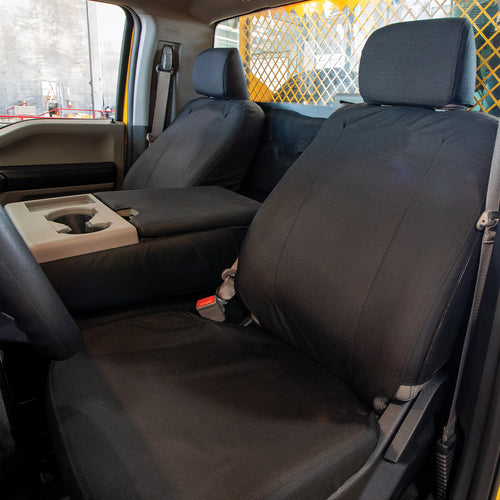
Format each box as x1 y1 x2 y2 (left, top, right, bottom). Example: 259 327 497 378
196 295 226 322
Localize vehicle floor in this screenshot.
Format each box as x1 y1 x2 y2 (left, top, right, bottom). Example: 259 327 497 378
0 385 67 500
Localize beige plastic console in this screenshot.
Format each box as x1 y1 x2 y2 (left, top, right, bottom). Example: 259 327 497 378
5 194 138 263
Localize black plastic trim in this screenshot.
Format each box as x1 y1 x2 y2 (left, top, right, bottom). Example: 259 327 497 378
0 162 116 191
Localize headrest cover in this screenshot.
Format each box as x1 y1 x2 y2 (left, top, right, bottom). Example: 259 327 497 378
359 18 476 108
193 48 249 100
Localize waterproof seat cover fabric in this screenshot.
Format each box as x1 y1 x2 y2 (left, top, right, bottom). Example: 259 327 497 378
48 19 498 499
95 186 261 237
359 18 476 108
238 102 495 406
123 48 264 191
49 312 378 499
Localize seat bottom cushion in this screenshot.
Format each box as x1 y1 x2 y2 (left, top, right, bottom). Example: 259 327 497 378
48 311 379 500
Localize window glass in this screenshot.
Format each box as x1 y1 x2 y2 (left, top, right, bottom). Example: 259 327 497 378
214 0 500 115
0 0 125 129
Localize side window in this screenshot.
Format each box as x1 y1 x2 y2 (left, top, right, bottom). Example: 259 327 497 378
0 0 125 129
215 0 500 115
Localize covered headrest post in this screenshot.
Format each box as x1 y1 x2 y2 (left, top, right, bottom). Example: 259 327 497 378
359 18 476 109
192 48 249 100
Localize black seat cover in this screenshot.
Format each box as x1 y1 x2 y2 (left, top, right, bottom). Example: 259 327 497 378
238 19 495 406
49 312 378 499
48 19 497 499
123 48 264 191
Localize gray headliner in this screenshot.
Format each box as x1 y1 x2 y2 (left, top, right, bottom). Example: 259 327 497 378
103 0 301 24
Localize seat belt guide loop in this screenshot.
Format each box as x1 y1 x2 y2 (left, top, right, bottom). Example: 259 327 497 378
217 266 237 302
476 210 500 231
156 45 174 73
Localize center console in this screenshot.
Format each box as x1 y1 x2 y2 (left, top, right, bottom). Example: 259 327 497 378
5 194 138 263
6 187 260 314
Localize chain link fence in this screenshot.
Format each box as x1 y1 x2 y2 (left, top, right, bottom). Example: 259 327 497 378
215 0 500 115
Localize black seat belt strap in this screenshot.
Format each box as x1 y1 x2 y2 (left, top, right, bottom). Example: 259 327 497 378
147 45 175 145
435 121 500 499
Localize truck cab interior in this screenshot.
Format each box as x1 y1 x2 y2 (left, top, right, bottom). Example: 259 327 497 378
0 1 499 500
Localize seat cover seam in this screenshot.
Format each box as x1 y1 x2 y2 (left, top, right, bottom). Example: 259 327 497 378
271 121 347 313
143 99 213 188
349 137 446 396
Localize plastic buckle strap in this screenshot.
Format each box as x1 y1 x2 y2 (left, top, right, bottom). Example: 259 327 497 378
156 64 173 74
477 210 499 246
146 131 162 144
217 267 237 302
476 210 500 231
156 46 174 73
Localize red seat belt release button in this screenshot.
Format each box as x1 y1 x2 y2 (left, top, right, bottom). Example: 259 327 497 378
196 295 226 322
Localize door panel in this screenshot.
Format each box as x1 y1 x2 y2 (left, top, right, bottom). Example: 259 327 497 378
0 119 125 204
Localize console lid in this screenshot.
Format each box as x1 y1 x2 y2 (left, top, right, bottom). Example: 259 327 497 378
95 186 261 238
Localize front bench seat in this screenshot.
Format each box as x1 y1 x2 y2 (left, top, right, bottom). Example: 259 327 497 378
123 48 264 191
47 19 497 499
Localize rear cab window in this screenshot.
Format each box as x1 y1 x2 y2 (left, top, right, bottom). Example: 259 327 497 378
215 0 500 116
0 0 126 129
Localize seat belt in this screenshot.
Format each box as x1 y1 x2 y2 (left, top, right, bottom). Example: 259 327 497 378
147 45 175 145
435 121 500 500
196 259 260 326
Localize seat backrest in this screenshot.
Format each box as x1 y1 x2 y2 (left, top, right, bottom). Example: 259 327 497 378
240 107 326 201
237 18 498 407
123 48 264 191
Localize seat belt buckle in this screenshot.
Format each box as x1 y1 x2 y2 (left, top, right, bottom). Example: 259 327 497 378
196 295 226 322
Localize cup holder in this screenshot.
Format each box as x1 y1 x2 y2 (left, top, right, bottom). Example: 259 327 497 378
49 212 106 234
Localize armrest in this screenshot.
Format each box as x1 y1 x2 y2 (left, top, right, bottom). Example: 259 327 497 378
95 186 260 237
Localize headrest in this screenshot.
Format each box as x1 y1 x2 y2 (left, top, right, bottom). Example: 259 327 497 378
192 48 249 100
359 18 476 109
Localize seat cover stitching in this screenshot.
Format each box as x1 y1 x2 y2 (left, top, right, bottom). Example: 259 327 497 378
271 121 347 316
349 137 445 395
142 99 213 188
